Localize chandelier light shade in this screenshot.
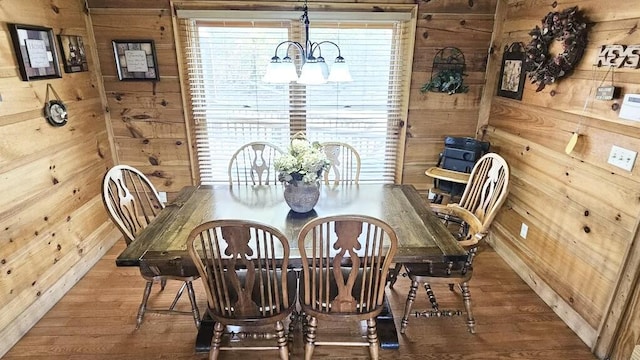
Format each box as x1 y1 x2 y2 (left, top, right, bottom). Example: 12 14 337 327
263 2 352 85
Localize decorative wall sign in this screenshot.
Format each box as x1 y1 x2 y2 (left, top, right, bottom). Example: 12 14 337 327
497 42 526 100
57 35 88 73
112 40 159 81
8 24 62 81
595 45 640 68
524 6 588 92
595 86 619 100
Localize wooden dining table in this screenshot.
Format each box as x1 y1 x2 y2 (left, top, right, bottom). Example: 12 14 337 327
116 183 467 351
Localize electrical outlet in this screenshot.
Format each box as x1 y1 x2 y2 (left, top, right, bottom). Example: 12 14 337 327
158 191 167 204
608 145 637 171
520 223 528 239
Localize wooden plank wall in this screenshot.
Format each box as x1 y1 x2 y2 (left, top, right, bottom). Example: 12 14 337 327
404 0 497 189
478 1 640 359
0 0 120 357
88 0 194 197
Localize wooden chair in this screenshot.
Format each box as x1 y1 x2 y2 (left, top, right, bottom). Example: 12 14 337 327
102 165 201 329
321 142 361 186
297 215 398 360
228 141 284 186
187 220 297 360
398 153 510 334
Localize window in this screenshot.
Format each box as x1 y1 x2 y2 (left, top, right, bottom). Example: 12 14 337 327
177 9 415 184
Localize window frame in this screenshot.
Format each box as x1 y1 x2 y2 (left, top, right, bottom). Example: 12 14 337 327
173 3 417 185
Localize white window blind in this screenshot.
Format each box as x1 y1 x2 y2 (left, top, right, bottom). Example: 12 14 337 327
177 11 413 185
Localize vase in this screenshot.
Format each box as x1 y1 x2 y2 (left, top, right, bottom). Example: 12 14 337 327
283 180 320 213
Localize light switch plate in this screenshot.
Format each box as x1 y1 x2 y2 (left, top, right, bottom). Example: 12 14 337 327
608 145 637 171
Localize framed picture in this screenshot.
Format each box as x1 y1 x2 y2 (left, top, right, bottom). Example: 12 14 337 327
8 23 62 81
57 35 88 73
497 42 526 100
112 40 159 81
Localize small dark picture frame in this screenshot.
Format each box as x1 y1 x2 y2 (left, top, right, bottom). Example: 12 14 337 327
8 23 62 81
497 42 526 100
112 39 159 81
57 35 88 73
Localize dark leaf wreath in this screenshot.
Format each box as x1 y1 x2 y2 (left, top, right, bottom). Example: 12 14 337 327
524 6 588 92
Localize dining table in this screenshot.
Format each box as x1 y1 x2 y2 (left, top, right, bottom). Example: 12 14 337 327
116 183 467 352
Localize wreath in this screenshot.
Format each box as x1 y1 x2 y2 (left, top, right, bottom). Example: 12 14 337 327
524 6 588 92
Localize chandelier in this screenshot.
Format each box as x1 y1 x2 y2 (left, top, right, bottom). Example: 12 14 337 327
263 1 352 85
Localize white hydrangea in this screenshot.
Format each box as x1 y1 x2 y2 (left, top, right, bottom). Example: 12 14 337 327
290 138 312 155
274 135 330 184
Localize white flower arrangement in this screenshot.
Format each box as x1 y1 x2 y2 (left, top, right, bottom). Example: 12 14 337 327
274 133 330 184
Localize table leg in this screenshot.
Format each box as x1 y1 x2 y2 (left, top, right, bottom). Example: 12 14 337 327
195 312 214 353
194 297 400 352
377 296 399 349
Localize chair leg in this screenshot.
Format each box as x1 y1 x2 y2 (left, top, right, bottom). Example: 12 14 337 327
461 281 476 334
366 318 379 360
136 281 154 329
276 320 289 360
209 321 224 360
169 282 187 311
400 279 419 334
424 283 439 312
388 263 402 288
304 315 317 360
288 310 299 348
160 278 167 291
185 281 201 328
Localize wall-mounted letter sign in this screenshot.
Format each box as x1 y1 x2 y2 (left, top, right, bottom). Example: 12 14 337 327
595 45 640 68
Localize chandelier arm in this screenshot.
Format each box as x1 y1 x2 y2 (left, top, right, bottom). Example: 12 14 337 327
310 41 343 58
273 40 305 59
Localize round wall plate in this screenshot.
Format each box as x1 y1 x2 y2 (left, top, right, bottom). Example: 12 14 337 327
44 100 68 127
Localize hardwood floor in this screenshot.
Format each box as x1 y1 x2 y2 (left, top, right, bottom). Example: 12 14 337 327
3 241 597 360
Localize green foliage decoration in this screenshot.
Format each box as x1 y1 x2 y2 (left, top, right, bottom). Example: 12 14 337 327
420 69 468 95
